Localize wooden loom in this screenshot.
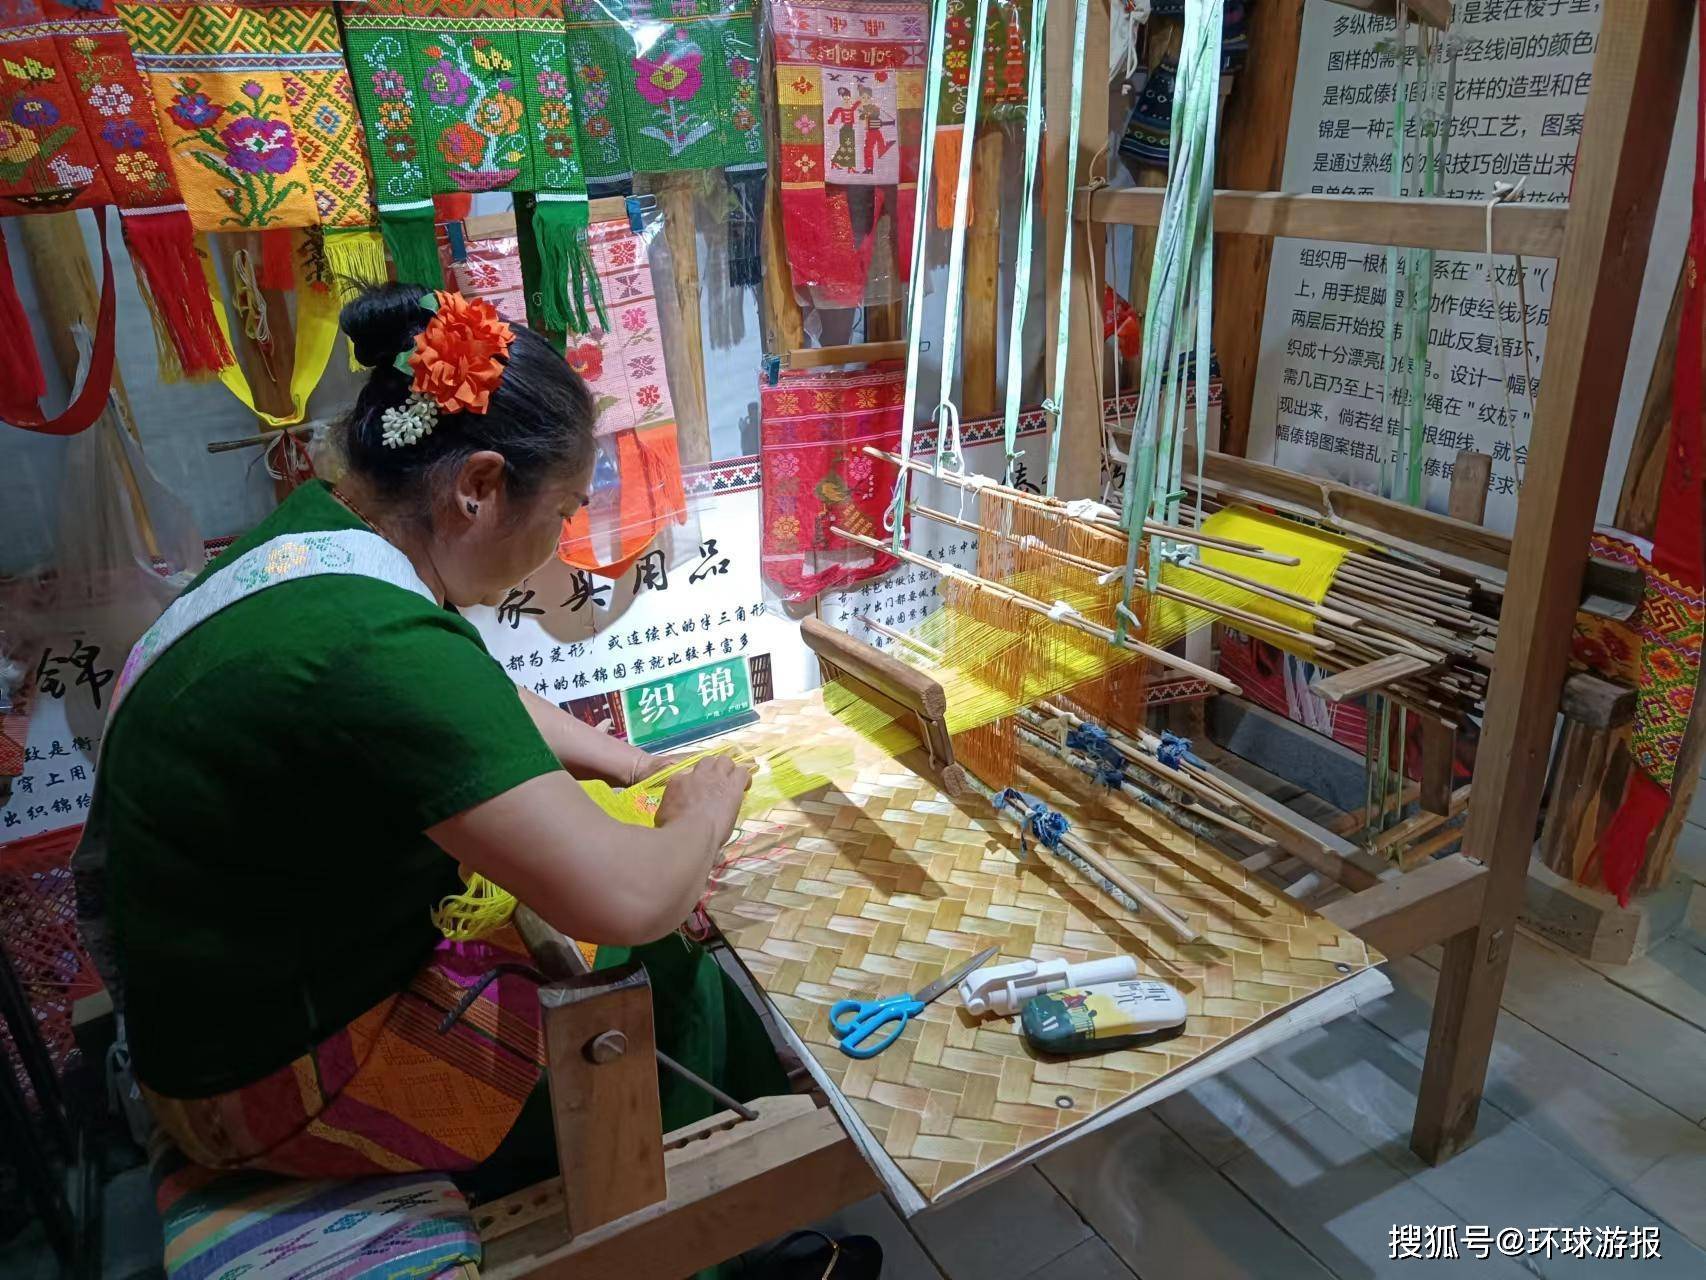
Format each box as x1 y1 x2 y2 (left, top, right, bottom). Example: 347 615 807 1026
412 0 1687 1272
1055 0 1690 1166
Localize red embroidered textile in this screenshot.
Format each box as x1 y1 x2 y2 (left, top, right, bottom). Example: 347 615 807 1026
1592 22 1706 906
771 0 925 310
760 364 906 601
0 0 228 403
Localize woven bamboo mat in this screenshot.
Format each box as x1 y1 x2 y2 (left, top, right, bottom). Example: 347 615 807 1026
704 694 1377 1204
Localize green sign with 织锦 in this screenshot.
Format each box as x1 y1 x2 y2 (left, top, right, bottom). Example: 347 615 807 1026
621 655 757 751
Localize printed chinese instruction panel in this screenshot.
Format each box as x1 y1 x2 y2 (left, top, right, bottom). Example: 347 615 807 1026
1247 2 1601 533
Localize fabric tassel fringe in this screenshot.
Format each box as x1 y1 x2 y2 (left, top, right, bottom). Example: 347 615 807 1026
380 203 443 291
1594 769 1669 907
727 165 766 289
257 228 297 292
322 227 389 296
0 225 48 416
122 208 231 381
522 196 605 336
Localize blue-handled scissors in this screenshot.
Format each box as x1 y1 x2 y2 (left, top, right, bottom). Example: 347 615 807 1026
829 945 1000 1059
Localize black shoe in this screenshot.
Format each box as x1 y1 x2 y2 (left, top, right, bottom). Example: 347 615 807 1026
745 1229 883 1280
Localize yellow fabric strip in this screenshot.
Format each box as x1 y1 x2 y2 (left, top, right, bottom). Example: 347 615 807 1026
196 233 340 427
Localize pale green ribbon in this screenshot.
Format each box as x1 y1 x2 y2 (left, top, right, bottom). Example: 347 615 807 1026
1001 0 1050 484
1115 0 1223 639
887 0 955 547
1043 0 1091 497
932 0 996 478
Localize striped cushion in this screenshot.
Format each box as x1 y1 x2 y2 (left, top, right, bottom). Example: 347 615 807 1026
152 1142 481 1280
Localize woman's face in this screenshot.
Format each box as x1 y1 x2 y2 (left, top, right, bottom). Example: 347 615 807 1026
439 454 595 608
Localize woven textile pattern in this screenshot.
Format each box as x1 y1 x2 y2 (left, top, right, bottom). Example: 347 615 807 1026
153 1149 480 1280
0 826 103 1101
0 0 178 212
341 0 585 199
773 0 923 307
145 928 543 1178
118 1 375 230
564 0 763 188
1629 565 1705 787
760 365 905 601
704 696 1374 1202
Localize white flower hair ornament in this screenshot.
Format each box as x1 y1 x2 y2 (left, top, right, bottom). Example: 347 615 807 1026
379 290 516 449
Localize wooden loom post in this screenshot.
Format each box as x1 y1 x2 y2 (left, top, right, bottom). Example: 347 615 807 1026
962 126 1005 418
1416 450 1491 815
1211 0 1305 457
541 963 669 1235
653 173 712 467
1044 0 1109 498
1409 0 1691 1165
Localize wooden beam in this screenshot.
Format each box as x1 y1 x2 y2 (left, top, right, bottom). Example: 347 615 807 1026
1313 654 1433 703
785 340 907 370
543 965 668 1236
1613 260 1687 538
465 198 629 241
1088 188 1570 257
481 1101 875 1280
1320 855 1488 960
962 126 1005 419
1188 446 1644 611
1322 0 1452 28
1410 0 1691 1167
1045 0 1109 498
1212 0 1305 456
652 173 711 467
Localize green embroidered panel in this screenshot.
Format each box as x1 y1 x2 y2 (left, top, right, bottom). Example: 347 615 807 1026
562 0 764 188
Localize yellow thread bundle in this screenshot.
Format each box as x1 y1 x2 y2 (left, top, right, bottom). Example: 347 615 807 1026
432 742 856 941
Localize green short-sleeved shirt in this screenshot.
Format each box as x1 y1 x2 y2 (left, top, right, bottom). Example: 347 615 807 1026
99 481 562 1098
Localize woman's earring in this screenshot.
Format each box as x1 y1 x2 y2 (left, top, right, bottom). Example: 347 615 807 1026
466 501 478 515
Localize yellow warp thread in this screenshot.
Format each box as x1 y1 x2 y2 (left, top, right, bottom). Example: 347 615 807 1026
432 741 856 942
1152 505 1364 655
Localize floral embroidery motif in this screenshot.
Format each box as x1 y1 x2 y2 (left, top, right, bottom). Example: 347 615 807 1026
167 76 305 225
117 2 375 230
565 0 765 184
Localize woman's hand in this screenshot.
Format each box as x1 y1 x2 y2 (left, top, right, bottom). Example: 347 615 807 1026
625 750 695 787
656 756 753 845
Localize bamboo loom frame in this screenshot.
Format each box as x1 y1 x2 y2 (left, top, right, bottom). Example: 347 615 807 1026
425 4 1688 1272
1062 0 1691 1164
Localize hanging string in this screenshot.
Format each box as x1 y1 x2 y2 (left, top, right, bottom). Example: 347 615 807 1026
1042 0 1093 496
1483 178 1534 489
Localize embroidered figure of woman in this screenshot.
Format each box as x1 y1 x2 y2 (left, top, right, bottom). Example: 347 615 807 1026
827 85 857 172
857 83 894 173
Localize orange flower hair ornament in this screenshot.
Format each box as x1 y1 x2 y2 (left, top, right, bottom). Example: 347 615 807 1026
381 292 516 448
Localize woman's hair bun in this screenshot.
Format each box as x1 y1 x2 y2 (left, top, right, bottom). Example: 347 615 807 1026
341 283 431 371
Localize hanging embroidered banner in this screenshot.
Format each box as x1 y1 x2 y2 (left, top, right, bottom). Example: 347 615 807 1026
445 214 686 575
116 0 382 422
759 364 906 602
562 0 763 187
341 0 601 333
772 0 925 310
1590 19 1706 907
932 0 1026 229
0 0 229 413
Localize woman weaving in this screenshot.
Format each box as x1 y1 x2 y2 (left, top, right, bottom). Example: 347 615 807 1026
78 284 785 1196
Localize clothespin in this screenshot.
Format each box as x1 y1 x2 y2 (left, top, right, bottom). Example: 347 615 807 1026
626 193 658 234
762 353 782 387
443 220 468 265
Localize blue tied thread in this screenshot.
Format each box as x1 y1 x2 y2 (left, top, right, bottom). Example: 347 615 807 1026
993 787 1070 858
1157 731 1204 770
1066 721 1127 788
